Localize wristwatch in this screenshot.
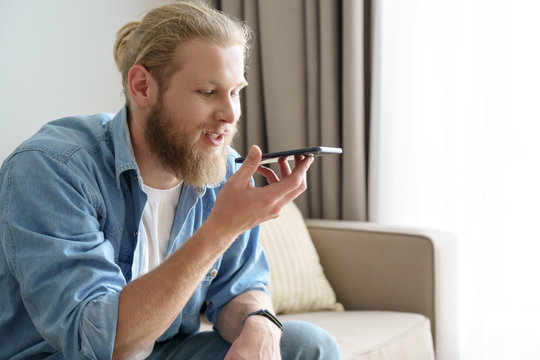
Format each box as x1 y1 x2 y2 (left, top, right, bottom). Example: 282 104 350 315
243 309 283 332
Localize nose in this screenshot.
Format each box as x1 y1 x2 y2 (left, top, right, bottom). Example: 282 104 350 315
215 94 239 124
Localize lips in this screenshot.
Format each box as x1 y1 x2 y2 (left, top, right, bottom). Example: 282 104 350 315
203 131 227 146
205 133 223 140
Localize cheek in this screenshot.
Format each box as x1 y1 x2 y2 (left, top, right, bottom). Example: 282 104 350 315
183 98 214 120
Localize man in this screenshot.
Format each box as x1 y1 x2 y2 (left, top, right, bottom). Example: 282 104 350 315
0 2 340 360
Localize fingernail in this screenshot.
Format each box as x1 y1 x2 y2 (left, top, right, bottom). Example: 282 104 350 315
248 146 257 159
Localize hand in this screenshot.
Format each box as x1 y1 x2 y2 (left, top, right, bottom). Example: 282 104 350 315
207 145 313 241
224 315 282 360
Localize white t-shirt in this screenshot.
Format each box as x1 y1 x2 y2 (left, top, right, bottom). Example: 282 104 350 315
133 181 182 360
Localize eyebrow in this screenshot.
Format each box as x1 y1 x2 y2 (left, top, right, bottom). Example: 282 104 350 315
208 80 248 88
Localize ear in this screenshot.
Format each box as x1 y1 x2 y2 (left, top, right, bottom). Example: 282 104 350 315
128 64 158 108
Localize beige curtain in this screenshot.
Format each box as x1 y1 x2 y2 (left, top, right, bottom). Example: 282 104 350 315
215 0 370 221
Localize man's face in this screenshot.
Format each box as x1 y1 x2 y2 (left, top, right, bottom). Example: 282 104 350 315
144 38 246 186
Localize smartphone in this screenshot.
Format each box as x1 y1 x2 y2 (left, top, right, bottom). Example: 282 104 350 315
235 146 342 165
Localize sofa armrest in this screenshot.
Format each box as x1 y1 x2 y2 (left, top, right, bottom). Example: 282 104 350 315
305 219 458 360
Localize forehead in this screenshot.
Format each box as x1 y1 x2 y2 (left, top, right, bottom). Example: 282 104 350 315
170 38 246 85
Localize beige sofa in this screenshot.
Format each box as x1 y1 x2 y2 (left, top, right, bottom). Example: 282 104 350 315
204 202 459 360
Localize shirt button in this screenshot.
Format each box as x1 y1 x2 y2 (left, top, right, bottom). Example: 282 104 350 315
210 269 218 277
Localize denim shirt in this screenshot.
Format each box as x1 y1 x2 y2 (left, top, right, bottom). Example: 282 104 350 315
0 108 270 360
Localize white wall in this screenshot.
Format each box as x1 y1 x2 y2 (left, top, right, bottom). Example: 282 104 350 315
375 0 540 358
0 0 171 162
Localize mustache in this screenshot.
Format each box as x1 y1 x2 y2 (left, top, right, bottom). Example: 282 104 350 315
200 122 238 136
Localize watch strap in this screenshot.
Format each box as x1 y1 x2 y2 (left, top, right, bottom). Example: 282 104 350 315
243 309 283 332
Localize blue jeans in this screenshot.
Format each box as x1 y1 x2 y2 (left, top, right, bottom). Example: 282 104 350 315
147 320 341 359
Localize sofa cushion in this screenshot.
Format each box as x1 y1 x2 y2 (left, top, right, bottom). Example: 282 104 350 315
258 201 343 314
198 311 434 360
278 311 435 360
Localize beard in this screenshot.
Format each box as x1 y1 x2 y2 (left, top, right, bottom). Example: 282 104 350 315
144 101 236 187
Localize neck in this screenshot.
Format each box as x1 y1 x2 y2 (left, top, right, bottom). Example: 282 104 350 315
127 107 181 189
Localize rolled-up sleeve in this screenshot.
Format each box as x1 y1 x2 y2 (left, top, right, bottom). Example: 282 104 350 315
3 150 125 359
80 293 121 359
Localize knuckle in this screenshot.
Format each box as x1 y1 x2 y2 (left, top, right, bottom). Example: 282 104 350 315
270 207 282 219
293 177 304 189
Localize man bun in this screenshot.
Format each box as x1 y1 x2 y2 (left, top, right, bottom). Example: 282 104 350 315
113 21 139 74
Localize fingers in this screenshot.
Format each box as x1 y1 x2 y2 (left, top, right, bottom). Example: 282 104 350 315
280 166 310 203
294 154 311 168
238 146 313 204
256 155 309 185
256 165 279 184
234 145 262 182
266 155 313 203
278 156 292 178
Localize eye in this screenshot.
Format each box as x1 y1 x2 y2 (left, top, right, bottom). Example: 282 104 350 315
198 90 215 97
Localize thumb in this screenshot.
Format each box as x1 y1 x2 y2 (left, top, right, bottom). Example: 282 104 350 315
237 145 262 177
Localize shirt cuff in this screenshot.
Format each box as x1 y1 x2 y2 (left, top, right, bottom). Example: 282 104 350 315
80 292 120 359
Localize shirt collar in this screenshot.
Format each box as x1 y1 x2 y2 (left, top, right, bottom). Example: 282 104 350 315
110 106 139 188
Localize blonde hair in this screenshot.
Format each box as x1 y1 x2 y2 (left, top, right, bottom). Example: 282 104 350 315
113 1 251 105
